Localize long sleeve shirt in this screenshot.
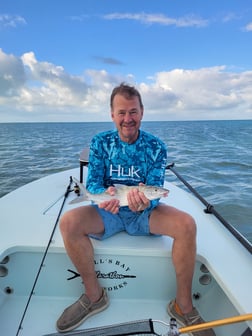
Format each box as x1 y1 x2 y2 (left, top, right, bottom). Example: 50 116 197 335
86 129 167 209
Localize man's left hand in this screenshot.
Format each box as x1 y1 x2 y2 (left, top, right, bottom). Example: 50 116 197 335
127 183 150 212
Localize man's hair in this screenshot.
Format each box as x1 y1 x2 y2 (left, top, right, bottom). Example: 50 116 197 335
110 83 144 109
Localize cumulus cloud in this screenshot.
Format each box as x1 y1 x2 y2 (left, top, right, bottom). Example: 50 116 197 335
140 67 252 120
21 51 89 105
0 49 26 96
0 49 128 120
0 49 251 122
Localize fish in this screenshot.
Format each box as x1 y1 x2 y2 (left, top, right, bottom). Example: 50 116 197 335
70 177 169 206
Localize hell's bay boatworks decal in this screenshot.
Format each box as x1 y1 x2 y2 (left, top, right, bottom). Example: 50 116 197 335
67 257 136 292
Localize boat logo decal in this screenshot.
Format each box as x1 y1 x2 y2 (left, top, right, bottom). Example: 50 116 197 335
67 257 136 292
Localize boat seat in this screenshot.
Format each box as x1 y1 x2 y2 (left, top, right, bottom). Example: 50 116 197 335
79 148 90 182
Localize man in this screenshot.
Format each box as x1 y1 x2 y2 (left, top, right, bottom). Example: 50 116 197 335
57 83 216 336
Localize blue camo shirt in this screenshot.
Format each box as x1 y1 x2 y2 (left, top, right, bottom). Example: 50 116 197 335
86 129 167 209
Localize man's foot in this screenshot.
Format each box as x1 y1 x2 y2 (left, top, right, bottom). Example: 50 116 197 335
167 299 216 336
56 288 109 333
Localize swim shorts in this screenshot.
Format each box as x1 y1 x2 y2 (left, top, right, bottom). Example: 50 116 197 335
89 205 158 240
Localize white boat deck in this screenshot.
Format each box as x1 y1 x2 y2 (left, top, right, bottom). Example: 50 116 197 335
0 168 251 335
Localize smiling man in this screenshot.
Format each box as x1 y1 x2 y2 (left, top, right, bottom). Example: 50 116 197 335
110 85 144 144
56 83 216 336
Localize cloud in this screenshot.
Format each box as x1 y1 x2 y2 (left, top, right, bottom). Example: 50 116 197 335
93 56 124 65
0 49 26 96
103 12 208 28
0 14 26 29
222 12 241 23
68 14 89 22
243 22 252 32
0 49 251 122
0 49 88 117
141 67 252 120
0 49 127 121
21 51 89 102
66 12 208 28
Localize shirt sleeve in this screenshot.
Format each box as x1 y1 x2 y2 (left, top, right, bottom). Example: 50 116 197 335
145 140 168 209
86 135 107 194
146 140 167 186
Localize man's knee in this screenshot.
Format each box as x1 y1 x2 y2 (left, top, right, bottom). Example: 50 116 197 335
59 211 78 237
180 213 196 238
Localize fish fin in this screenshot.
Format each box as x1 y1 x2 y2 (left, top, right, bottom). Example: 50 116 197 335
69 195 89 204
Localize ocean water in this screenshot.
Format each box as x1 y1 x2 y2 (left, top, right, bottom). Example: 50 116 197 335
0 120 251 243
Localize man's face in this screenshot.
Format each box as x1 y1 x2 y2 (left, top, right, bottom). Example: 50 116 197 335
111 94 143 144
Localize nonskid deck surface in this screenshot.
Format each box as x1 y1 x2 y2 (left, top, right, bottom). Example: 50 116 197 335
0 249 249 336
2 296 171 336
1 294 249 336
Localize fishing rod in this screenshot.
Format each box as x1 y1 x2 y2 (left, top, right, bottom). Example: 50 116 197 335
16 176 73 336
179 313 252 334
166 163 252 255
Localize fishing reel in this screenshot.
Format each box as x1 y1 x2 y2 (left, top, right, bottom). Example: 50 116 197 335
150 318 180 336
167 318 180 336
73 182 81 196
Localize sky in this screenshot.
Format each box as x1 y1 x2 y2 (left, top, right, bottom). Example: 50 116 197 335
0 0 252 122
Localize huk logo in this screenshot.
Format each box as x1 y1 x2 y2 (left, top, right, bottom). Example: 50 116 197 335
67 258 136 292
109 164 141 178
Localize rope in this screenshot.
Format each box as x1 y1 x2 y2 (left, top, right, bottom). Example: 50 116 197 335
16 176 73 336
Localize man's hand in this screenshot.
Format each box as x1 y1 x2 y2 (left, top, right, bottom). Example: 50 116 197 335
98 186 120 214
127 183 150 212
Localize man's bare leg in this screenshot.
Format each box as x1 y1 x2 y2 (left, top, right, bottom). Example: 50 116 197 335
150 204 196 313
59 205 105 302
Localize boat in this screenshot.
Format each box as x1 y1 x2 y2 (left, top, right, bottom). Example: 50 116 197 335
0 150 251 336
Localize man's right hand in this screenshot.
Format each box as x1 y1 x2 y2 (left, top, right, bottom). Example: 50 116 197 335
98 186 120 214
